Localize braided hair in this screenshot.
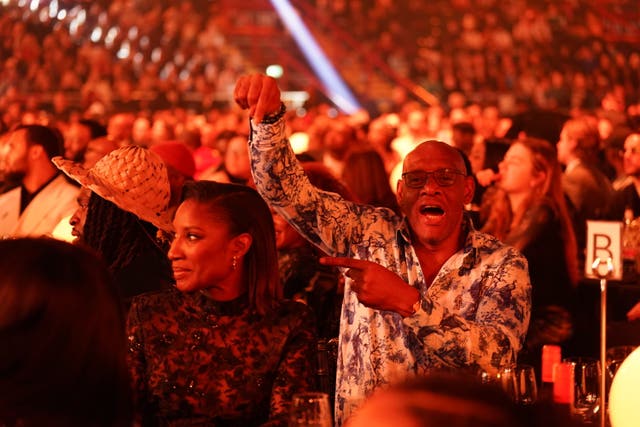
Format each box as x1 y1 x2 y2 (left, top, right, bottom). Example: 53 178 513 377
81 192 168 274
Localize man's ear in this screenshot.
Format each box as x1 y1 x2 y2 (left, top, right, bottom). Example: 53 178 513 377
28 144 45 161
396 179 404 202
463 175 476 205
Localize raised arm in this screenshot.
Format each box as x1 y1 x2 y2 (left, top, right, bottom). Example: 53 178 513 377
234 74 397 257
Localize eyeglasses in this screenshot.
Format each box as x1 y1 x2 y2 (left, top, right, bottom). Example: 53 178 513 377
402 168 466 188
619 147 640 157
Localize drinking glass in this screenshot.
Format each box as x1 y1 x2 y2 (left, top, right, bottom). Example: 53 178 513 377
564 357 601 423
289 392 333 427
514 364 538 405
606 346 636 381
496 365 518 401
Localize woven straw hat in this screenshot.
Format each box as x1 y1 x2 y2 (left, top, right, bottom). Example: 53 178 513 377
52 146 173 232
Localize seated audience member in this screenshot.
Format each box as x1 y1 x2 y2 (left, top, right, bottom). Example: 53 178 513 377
366 116 401 175
609 132 640 219
107 112 135 147
451 121 476 157
481 137 578 374
0 132 15 194
198 132 254 186
52 134 120 242
127 181 317 426
0 124 78 238
321 118 359 178
53 146 174 310
276 161 355 339
235 74 531 426
342 147 401 214
556 117 613 256
602 126 633 190
468 137 512 215
62 118 107 162
82 136 120 168
150 140 196 209
0 237 133 427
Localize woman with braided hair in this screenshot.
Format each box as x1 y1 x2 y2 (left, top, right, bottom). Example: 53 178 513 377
53 145 174 311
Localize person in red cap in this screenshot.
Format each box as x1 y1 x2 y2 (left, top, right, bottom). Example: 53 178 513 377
150 141 196 209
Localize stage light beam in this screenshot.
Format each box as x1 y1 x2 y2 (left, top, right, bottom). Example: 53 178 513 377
269 0 361 114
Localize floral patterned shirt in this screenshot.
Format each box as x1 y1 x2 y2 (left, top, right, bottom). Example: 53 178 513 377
127 289 317 426
248 118 531 426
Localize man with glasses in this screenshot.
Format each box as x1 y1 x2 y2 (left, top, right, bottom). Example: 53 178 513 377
234 74 531 426
610 133 640 218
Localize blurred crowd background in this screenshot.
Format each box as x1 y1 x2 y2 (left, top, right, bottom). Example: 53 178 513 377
1 0 638 126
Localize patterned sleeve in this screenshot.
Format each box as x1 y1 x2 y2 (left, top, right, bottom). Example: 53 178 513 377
403 248 532 373
126 297 150 423
249 119 393 257
263 303 318 426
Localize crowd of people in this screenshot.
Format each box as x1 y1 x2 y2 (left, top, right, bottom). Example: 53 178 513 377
1 0 640 426
1 0 640 122
2 71 637 425
303 0 640 116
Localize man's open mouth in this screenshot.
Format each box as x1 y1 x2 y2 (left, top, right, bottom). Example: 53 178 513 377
419 205 445 216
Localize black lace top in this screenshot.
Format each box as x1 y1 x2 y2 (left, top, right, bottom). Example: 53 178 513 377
127 288 317 426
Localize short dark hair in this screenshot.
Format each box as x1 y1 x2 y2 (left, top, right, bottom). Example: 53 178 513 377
15 124 64 159
78 118 108 139
371 371 531 427
452 121 476 135
0 237 133 426
456 147 473 176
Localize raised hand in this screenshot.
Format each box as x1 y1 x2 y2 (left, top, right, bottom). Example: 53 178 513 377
233 74 282 123
475 168 500 187
320 256 420 317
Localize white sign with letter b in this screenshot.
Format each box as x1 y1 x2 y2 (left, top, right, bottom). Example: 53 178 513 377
585 220 622 280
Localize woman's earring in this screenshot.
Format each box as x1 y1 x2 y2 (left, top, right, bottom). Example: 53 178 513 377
232 255 237 270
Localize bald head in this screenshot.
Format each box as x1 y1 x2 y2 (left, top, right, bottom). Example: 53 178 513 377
403 140 468 176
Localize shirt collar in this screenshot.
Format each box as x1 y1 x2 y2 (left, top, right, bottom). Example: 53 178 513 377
396 213 480 267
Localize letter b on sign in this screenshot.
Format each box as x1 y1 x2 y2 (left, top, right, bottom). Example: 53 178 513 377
585 221 622 280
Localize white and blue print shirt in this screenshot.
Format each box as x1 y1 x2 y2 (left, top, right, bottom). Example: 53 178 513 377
249 119 531 426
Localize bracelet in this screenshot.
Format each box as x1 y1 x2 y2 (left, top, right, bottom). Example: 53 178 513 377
260 102 287 124
411 298 421 315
